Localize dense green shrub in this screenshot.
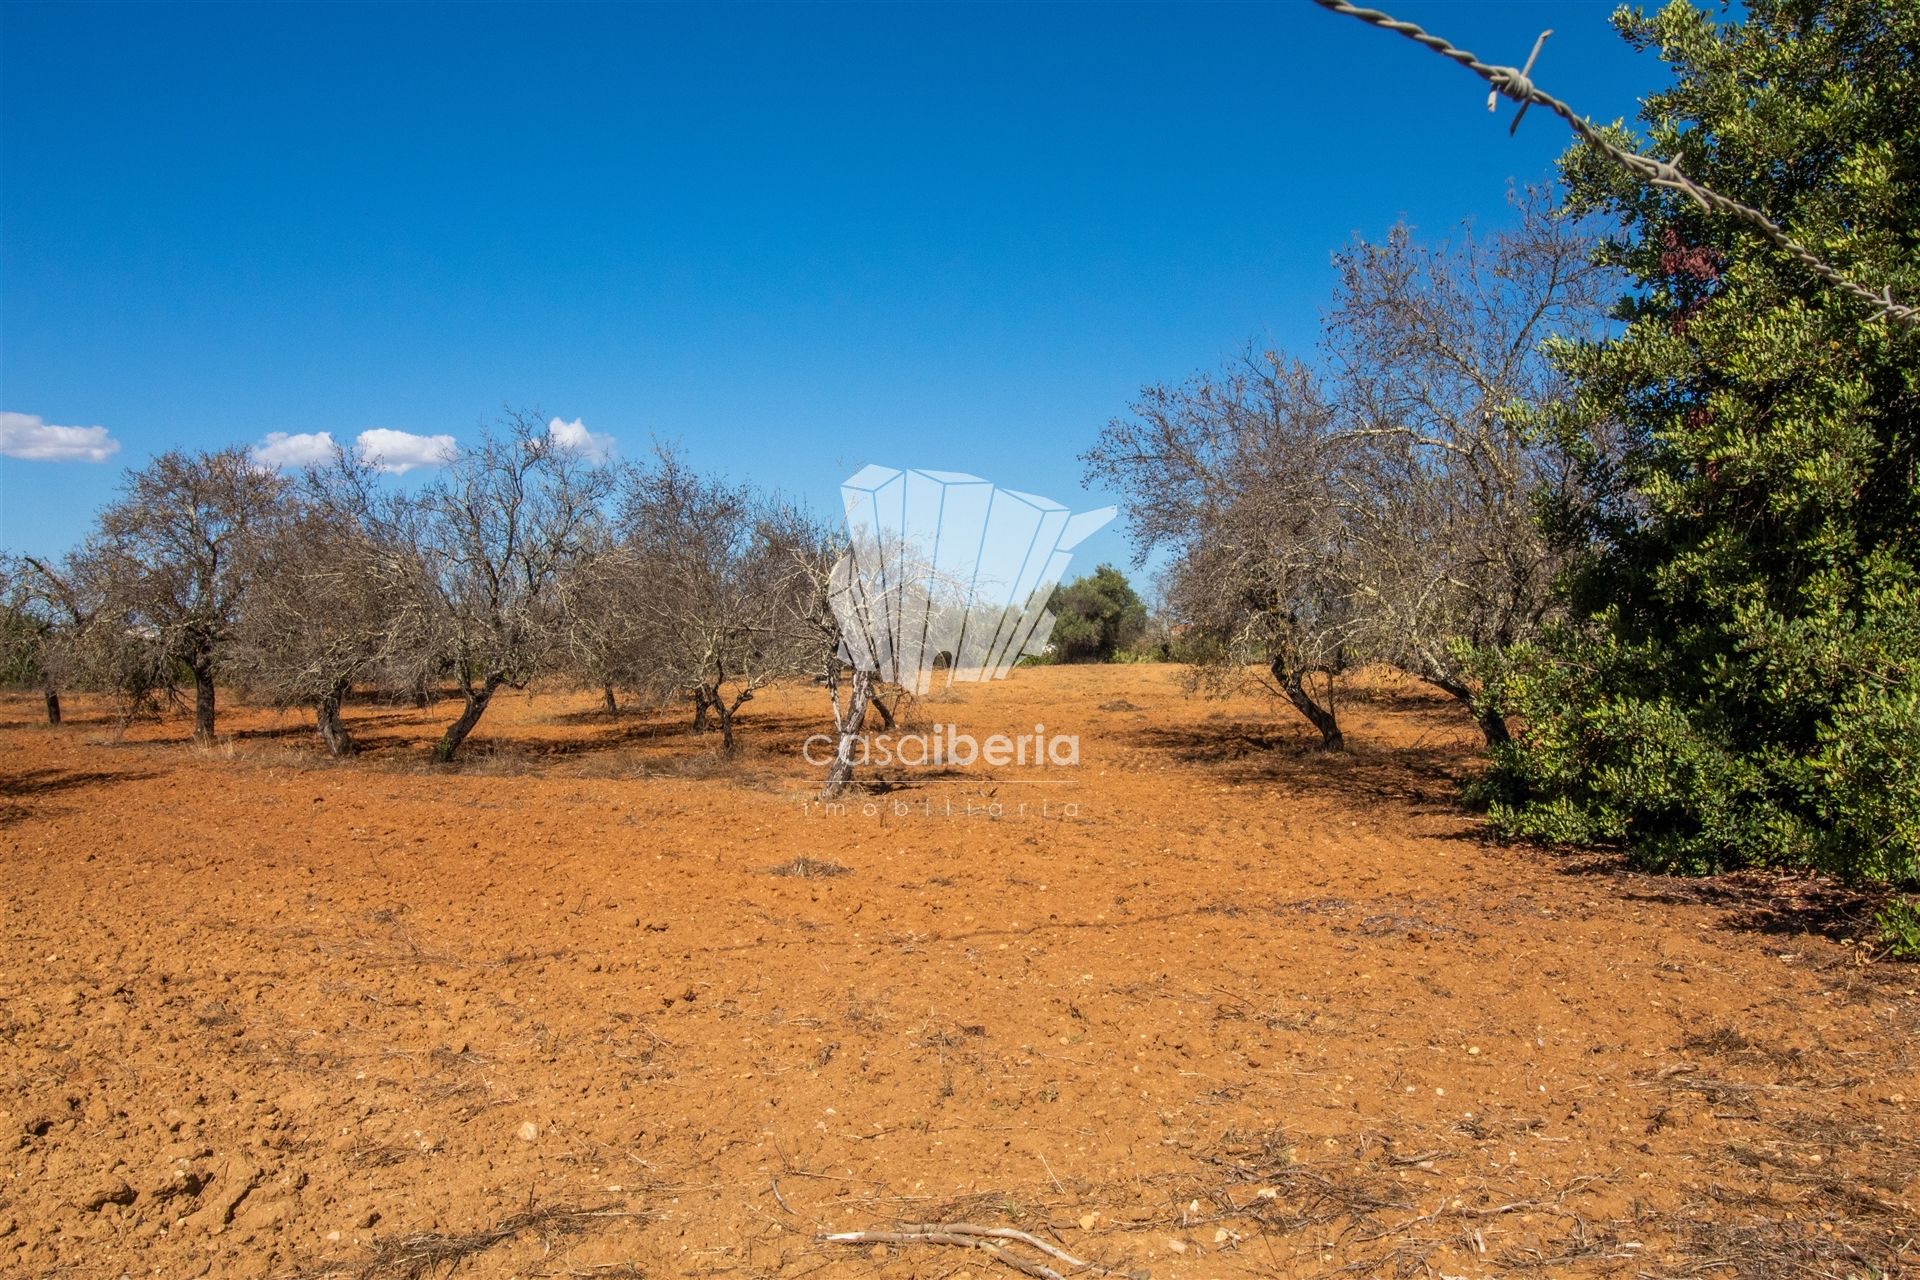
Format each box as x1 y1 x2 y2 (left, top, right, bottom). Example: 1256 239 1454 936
1875 895 1920 959
1484 0 1920 884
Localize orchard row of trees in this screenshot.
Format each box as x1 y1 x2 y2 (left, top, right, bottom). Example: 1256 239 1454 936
0 419 1178 767
0 414 1168 778
0 415 846 764
1093 0 1918 894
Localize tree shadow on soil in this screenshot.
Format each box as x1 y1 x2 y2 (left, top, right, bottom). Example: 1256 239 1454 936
0 765 161 825
227 720 341 743
0 709 153 731
1548 848 1889 950
325 710 829 786
1131 720 1472 806
855 766 982 794
526 710 825 760
541 702 687 727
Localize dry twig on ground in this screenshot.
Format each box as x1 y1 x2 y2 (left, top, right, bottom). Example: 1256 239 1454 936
820 1221 1092 1280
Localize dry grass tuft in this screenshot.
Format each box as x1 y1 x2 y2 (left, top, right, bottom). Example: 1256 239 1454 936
767 856 850 879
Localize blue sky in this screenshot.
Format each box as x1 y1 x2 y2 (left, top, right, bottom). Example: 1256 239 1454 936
1 0 1658 574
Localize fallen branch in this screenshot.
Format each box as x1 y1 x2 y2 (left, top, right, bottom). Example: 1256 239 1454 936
820 1221 1092 1280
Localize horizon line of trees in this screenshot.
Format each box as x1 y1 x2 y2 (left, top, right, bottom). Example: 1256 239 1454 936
0 428 1181 797
0 414 855 768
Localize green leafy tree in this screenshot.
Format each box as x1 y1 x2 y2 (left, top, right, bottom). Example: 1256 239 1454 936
1045 565 1148 663
1484 0 1920 883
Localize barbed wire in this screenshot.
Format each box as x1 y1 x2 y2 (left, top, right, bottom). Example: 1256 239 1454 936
1311 0 1919 329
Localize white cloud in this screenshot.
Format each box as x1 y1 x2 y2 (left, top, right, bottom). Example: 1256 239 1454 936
0 411 121 463
547 416 615 462
251 430 338 470
356 427 457 474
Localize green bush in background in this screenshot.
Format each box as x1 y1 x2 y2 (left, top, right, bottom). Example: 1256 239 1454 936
1044 565 1149 664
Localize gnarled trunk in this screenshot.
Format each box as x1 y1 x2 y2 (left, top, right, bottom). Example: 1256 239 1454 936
192 663 217 743
433 675 501 762
1273 658 1342 750
43 684 61 726
412 675 431 709
712 688 753 754
1427 673 1511 748
316 678 355 757
1477 707 1511 747
821 667 875 798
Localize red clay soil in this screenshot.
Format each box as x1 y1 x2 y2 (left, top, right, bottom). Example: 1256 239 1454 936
1 666 1915 1280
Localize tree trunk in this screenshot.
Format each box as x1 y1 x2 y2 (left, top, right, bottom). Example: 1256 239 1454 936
714 689 754 755
316 678 356 757
412 675 430 709
691 687 711 732
433 677 500 762
821 667 875 798
869 691 896 729
1428 674 1510 748
1274 659 1342 750
43 685 61 726
603 683 619 715
193 663 217 743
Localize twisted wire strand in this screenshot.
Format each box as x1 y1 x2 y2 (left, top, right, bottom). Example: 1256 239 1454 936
1312 0 1919 329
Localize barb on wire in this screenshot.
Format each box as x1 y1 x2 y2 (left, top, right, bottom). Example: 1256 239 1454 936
1311 0 1919 329
1493 28 1551 135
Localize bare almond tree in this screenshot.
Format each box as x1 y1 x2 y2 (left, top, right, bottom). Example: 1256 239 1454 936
3 553 90 725
555 523 638 716
77 448 291 742
229 452 436 755
608 450 822 753
413 411 614 762
27 546 190 733
746 506 880 796
1086 351 1359 747
1087 189 1612 749
1325 186 1614 743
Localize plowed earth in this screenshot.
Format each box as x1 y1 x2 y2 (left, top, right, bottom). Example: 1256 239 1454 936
2 666 1915 1280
